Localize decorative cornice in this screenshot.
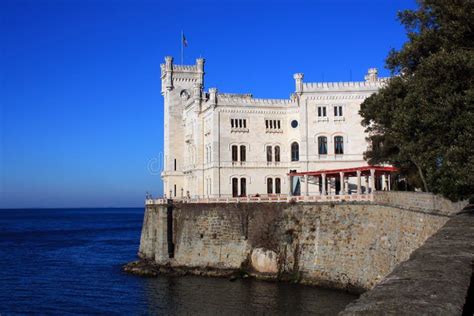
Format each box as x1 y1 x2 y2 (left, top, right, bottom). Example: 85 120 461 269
218 108 292 115
173 77 198 83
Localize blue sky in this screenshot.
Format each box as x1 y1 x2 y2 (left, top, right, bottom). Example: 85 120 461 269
1 0 416 208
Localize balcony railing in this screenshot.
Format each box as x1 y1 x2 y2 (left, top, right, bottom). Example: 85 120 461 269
145 193 374 205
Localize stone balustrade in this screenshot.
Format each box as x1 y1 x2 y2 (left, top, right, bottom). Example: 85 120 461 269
145 193 374 205
146 191 467 218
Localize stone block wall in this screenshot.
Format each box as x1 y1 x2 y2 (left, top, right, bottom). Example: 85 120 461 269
341 206 474 315
138 199 455 291
139 205 169 264
373 191 467 216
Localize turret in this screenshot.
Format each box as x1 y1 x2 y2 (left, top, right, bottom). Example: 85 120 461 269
196 58 205 86
365 68 378 82
164 56 173 90
209 87 217 107
294 73 304 94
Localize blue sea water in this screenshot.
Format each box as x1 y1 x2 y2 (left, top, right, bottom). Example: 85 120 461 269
0 208 357 315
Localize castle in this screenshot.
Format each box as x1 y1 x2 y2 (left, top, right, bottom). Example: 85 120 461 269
160 56 388 199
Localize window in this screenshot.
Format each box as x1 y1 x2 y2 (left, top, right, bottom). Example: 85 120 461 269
265 119 282 131
240 145 246 162
318 106 327 117
274 146 280 162
267 178 273 194
334 105 343 117
266 146 272 162
231 118 247 130
232 145 238 162
291 120 298 128
174 159 177 171
291 142 299 161
335 136 344 154
275 178 281 194
318 136 327 155
232 178 238 197
206 145 212 163
240 178 246 197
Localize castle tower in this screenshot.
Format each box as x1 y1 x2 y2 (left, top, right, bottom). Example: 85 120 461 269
161 56 205 198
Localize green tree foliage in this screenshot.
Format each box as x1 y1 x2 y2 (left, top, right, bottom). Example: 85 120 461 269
360 0 474 201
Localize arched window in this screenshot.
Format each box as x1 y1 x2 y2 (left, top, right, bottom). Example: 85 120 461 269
318 136 327 155
267 178 273 194
291 142 299 161
232 145 238 162
240 178 246 197
275 178 281 194
334 136 344 154
232 178 238 197
240 145 246 162
274 146 280 162
266 146 272 162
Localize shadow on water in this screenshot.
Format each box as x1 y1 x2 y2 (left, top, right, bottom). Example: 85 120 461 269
143 275 357 315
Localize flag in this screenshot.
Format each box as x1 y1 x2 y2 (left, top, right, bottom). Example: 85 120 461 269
182 33 188 47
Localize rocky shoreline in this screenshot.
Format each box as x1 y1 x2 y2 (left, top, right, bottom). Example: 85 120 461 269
122 259 365 293
123 259 242 279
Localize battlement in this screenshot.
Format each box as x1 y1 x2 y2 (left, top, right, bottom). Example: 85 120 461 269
161 56 205 90
219 93 253 98
216 93 294 107
294 68 389 93
172 64 198 72
302 78 388 91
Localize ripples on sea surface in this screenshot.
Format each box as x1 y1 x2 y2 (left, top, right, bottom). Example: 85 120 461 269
0 208 358 315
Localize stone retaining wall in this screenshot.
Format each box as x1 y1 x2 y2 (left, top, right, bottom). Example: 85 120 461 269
373 191 467 216
139 199 452 291
341 205 474 315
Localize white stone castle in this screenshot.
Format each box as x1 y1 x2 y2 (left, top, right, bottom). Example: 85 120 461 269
160 56 388 199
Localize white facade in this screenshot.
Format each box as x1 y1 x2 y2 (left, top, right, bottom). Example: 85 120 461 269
160 56 387 199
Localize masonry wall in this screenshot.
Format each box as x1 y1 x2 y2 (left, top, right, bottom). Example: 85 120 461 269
341 206 474 315
139 199 453 291
374 191 468 216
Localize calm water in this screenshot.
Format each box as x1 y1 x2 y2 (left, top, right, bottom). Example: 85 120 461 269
0 208 357 315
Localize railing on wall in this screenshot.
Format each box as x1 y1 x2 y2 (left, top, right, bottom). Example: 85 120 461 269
145 193 374 205
145 191 467 218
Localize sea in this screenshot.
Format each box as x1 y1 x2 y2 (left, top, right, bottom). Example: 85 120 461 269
0 208 358 315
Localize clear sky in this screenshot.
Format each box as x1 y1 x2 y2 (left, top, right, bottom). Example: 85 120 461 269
1 0 416 208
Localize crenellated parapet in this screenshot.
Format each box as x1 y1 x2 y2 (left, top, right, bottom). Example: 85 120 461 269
160 57 205 91
302 79 388 92
216 93 295 107
172 64 198 72
298 68 389 93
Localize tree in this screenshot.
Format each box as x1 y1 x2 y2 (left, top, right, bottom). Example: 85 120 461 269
360 0 474 201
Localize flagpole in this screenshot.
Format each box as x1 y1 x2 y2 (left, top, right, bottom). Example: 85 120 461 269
181 30 184 65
